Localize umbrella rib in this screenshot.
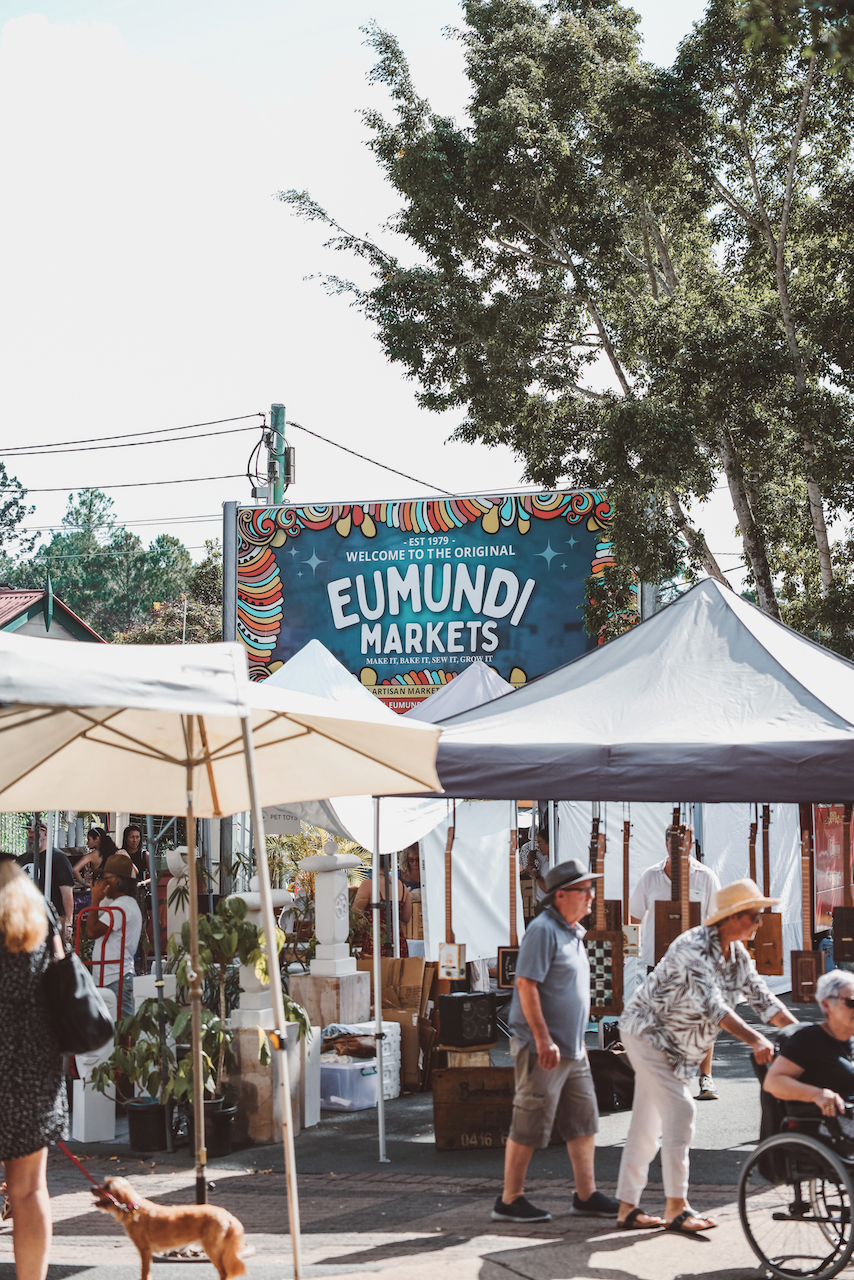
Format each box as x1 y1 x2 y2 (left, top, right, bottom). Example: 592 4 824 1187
0 706 138 798
0 706 75 734
279 714 440 791
196 716 222 817
69 710 187 767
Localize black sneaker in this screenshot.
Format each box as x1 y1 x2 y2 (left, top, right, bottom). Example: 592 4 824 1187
491 1195 552 1222
571 1191 620 1217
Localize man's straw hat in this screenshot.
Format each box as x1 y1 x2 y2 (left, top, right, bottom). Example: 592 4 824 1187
704 878 779 927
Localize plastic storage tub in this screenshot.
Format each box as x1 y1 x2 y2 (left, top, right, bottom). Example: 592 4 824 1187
321 1059 379 1111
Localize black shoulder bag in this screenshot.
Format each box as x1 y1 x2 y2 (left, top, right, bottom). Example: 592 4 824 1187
43 906 114 1054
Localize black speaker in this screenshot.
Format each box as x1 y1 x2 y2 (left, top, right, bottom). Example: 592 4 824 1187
438 991 497 1047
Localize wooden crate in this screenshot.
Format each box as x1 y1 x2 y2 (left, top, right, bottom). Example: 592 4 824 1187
432 1066 515 1151
403 902 423 940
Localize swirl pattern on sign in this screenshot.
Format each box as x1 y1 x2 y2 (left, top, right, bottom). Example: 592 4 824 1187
236 491 613 679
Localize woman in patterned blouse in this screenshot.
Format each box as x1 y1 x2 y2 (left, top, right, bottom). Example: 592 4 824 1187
615 879 797 1235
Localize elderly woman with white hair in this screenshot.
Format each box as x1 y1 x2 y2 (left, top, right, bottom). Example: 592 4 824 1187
764 968 854 1126
615 878 798 1235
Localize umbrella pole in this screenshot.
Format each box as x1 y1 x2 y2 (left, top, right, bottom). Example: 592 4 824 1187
373 799 389 1163
240 716 303 1280
184 746 207 1205
146 815 173 1154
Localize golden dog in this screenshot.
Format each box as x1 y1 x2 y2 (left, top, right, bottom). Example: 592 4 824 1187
92 1176 247 1280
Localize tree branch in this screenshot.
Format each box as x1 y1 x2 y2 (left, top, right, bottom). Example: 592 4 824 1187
666 491 729 587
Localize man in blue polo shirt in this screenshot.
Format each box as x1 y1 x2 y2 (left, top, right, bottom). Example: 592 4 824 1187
492 858 620 1223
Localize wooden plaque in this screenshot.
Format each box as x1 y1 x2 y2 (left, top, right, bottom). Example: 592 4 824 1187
654 900 701 963
791 950 821 1003
432 1066 515 1151
497 946 519 989
582 900 622 932
750 913 784 975
833 905 854 964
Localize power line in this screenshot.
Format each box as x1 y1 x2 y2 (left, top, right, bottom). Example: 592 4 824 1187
286 419 456 498
28 545 207 560
2 413 264 455
0 473 245 494
3 423 262 459
19 514 221 532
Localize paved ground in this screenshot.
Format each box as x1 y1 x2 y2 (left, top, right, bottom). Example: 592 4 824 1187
1 998 816 1278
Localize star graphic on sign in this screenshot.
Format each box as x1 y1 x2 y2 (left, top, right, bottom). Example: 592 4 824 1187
567 535 577 550
287 545 299 559
297 570 304 579
560 563 567 570
535 539 559 568
302 547 326 576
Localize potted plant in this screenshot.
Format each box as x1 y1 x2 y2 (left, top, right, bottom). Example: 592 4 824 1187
90 997 180 1153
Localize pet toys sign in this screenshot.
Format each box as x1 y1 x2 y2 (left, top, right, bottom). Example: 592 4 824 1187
235 491 614 713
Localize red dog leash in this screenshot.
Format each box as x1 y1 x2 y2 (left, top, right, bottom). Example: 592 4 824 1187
56 1140 139 1213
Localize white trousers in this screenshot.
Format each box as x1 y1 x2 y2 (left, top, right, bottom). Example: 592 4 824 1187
616 1033 696 1205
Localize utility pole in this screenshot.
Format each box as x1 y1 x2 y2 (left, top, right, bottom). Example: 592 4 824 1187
268 403 294 506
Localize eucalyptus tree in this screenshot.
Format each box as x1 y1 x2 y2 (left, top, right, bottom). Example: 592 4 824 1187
283 0 854 631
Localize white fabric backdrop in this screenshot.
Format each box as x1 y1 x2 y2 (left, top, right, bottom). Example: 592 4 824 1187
420 801 526 961
558 802 801 995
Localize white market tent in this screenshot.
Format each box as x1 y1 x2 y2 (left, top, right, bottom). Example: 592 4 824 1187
402 659 513 723
267 640 447 851
433 578 854 801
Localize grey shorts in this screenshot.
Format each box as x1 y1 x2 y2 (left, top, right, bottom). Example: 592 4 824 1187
508 1038 599 1149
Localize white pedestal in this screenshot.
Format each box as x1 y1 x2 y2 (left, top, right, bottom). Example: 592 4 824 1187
72 987 117 1142
300 1025 321 1129
133 974 177 1011
299 844 361 978
226 878 294 1029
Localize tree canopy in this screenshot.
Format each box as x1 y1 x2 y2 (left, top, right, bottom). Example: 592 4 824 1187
282 0 854 650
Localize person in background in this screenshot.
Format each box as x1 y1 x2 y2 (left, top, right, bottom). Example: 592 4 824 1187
629 825 721 1100
521 820 550 904
18 822 75 949
352 863 412 957
120 824 148 881
72 827 118 886
400 844 421 893
86 852 142 1018
493 858 618 1224
616 878 796 1233
0 851 68 1280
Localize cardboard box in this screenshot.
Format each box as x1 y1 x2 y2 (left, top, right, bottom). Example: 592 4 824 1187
381 1007 420 1091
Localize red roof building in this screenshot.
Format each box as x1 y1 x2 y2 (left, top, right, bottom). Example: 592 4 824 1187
0 585 104 642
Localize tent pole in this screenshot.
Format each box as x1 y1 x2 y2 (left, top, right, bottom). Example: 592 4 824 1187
184 726 207 1205
373 798 389 1163
44 811 54 917
391 847 400 960
240 716 303 1280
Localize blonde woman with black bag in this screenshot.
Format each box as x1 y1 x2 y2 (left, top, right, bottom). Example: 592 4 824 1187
0 850 68 1280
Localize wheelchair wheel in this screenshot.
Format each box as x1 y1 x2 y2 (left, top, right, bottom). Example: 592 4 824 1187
739 1133 854 1280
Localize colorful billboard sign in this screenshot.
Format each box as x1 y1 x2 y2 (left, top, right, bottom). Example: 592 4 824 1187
236 492 614 712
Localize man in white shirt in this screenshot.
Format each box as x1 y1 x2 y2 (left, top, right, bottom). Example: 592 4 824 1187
87 852 143 1019
629 827 721 1100
522 823 550 904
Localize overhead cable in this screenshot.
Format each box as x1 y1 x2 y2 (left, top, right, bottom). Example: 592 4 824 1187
286 419 456 497
2 413 264 455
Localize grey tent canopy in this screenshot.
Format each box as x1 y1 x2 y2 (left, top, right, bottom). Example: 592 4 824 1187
433 579 854 801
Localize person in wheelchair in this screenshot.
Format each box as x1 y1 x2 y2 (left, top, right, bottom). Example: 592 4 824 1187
764 969 854 1134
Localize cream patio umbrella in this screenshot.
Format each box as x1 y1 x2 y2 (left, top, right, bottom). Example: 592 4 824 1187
0 631 441 1279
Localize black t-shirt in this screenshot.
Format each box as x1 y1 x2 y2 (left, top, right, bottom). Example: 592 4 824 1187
778 1022 854 1101
17 849 76 918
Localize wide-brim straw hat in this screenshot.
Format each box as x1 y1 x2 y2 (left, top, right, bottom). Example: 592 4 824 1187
705 878 779 927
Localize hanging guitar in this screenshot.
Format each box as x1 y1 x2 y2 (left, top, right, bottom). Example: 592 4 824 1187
498 829 520 989
654 814 700 963
749 805 784 975
585 828 623 1017
832 803 854 964
791 805 820 1002
438 816 466 980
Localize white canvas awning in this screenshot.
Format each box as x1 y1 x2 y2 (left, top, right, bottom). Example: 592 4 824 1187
402 659 513 722
434 579 854 801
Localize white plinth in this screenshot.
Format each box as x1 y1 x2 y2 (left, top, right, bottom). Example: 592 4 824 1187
300 1025 321 1129
73 987 117 1141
